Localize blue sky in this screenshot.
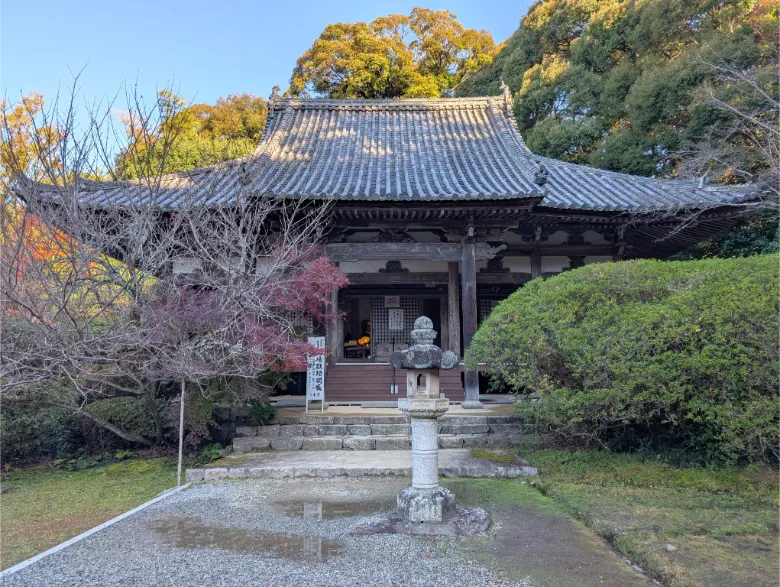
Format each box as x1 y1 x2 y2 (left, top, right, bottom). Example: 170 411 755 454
2 0 532 108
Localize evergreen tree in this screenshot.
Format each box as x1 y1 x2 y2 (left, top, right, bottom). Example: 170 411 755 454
458 0 777 183
289 8 498 98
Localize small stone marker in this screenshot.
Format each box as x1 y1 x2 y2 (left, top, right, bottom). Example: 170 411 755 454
348 316 491 536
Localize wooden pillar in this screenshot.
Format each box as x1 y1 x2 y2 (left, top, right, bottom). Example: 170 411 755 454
460 243 482 408
326 287 341 366
439 294 449 353
447 262 461 357
530 247 542 279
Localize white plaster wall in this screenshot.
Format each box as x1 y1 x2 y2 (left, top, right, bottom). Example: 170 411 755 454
407 231 442 243
583 230 610 245
344 232 380 243
545 231 569 245
541 256 570 273
502 256 532 273
476 256 532 272
503 231 527 244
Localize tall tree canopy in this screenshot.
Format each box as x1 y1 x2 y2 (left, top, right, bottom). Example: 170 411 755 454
288 8 498 98
116 92 267 179
457 0 777 184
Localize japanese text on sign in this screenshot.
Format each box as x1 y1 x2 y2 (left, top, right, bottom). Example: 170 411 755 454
306 336 326 401
388 308 404 331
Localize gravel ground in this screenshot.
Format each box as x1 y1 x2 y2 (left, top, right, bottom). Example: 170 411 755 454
5 477 534 587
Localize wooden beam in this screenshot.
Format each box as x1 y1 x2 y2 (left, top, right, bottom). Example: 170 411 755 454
447 262 461 357
501 244 616 256
325 242 505 262
460 242 481 408
345 272 532 285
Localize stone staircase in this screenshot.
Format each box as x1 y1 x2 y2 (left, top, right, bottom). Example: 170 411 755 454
232 414 539 452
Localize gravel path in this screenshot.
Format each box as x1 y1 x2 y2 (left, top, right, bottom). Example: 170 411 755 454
5 478 534 587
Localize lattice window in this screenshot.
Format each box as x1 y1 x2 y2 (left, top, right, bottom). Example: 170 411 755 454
370 297 421 354
478 298 501 324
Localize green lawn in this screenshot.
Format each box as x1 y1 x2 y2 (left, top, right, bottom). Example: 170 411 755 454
508 448 779 587
0 458 176 570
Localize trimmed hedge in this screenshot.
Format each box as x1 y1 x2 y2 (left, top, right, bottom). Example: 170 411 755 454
467 255 779 463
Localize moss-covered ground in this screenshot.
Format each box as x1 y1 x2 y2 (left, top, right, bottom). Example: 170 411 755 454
0 458 176 570
506 448 779 587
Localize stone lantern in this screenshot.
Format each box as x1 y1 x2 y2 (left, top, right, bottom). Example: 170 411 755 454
349 316 491 536
392 316 458 523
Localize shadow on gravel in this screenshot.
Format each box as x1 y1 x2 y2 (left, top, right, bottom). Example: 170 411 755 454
153 517 344 561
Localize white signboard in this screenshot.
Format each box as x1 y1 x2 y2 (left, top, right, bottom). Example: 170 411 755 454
388 308 404 331
384 295 400 308
306 336 326 411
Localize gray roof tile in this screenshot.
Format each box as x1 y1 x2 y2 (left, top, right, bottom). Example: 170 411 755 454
19 96 753 212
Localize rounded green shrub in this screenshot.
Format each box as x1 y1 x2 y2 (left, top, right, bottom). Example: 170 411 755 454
467 255 779 463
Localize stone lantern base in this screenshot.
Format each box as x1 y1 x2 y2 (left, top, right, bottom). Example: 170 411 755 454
347 505 491 537
397 486 455 523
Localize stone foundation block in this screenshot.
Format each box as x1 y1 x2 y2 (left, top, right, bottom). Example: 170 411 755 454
375 437 411 450
276 416 301 425
370 424 411 436
202 468 229 480
332 416 373 425
235 426 257 437
278 425 305 437
438 436 464 448
347 424 372 436
486 416 523 424
232 437 271 453
317 424 349 436
302 437 343 450
460 434 490 447
301 415 334 425
343 436 376 450
440 415 487 425
270 437 303 451
370 416 409 424
488 423 525 434
439 424 490 435
256 425 280 437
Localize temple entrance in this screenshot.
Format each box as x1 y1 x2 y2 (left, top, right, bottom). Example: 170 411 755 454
339 295 441 363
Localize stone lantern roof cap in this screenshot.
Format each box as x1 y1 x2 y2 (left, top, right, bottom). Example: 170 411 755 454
391 316 458 370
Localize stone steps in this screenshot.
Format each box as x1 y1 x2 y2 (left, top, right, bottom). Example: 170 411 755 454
230 414 539 452
232 432 541 453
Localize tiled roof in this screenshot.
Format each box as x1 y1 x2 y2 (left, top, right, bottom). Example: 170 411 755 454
19 96 753 212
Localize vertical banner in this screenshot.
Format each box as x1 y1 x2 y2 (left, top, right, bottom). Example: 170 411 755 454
306 336 326 412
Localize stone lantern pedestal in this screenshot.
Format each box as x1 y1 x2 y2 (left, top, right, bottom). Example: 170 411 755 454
348 316 491 537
